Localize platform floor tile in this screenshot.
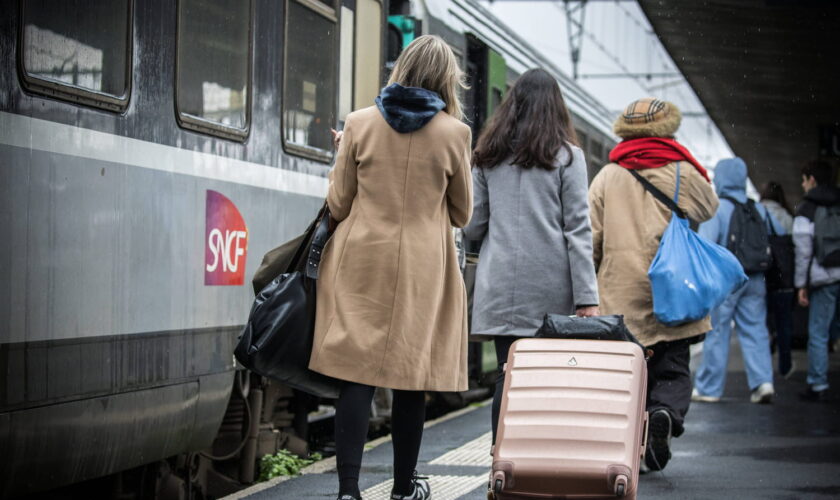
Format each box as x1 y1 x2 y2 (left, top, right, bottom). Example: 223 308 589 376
428 432 492 467
361 474 487 500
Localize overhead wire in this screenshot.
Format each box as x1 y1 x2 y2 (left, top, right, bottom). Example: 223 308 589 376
540 1 718 157
559 1 711 154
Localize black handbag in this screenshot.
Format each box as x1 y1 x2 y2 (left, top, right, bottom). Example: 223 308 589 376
765 219 795 291
235 208 341 398
535 314 646 353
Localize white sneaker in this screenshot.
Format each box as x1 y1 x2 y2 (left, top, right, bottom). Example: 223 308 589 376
750 382 774 404
691 388 721 403
391 472 431 500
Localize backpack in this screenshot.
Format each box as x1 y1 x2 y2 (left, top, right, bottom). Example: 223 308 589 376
765 220 795 291
813 205 840 267
721 197 771 274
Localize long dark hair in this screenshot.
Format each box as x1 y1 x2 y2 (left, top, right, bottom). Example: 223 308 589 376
473 68 578 170
760 181 792 215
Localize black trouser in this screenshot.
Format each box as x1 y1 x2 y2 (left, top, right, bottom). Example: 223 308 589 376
491 336 693 443
491 337 518 444
646 338 693 437
767 289 794 375
335 381 426 497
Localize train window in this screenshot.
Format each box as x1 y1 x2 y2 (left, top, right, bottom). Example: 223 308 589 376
283 0 338 161
576 129 589 151
20 0 132 111
176 0 252 140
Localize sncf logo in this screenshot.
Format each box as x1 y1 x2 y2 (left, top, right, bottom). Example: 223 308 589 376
205 190 248 286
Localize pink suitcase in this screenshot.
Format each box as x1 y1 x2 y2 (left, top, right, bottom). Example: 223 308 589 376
490 338 648 499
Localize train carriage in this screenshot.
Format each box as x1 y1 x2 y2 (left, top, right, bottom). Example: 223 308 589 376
0 0 615 497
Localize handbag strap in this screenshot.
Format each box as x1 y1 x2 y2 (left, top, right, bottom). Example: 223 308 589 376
286 203 328 274
627 163 688 219
305 212 332 280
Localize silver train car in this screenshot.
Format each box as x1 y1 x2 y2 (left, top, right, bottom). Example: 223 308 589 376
0 0 615 497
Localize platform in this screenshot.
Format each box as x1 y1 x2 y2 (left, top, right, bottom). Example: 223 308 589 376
227 349 840 499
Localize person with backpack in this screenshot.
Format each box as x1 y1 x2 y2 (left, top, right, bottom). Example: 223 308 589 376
793 160 840 402
589 98 718 472
760 181 797 379
692 158 782 405
761 182 794 233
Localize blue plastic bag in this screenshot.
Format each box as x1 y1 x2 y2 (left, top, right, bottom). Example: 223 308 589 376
648 164 747 326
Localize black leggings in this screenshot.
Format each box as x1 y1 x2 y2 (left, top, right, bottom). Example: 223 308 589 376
335 381 426 497
491 337 518 444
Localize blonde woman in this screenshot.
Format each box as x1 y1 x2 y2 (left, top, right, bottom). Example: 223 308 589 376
309 35 472 500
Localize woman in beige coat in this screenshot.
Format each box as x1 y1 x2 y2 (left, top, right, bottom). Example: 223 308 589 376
310 36 472 500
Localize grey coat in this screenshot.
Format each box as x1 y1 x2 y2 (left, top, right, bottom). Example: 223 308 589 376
464 145 599 338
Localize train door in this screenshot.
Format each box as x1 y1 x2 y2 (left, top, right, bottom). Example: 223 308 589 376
353 0 383 111
464 35 486 140
486 49 506 119
464 35 507 143
338 0 384 123
462 36 508 390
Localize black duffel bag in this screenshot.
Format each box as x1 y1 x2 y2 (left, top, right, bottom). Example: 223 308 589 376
235 208 341 398
535 314 646 354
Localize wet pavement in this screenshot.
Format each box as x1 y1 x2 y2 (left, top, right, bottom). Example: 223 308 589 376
227 347 840 499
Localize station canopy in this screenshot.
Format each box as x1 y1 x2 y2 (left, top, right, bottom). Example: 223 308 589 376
638 0 840 201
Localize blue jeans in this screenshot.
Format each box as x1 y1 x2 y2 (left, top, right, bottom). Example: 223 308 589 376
695 275 774 397
806 283 839 390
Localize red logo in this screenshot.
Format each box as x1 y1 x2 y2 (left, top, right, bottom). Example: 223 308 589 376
205 190 248 286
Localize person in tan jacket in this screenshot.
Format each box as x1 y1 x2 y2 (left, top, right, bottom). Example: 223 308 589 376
588 98 718 472
310 36 472 500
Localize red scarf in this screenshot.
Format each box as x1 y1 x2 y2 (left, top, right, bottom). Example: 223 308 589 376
609 137 710 182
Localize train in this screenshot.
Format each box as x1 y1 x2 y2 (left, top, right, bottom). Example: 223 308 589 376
0 0 615 498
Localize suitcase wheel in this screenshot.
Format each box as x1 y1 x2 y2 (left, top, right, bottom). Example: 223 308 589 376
614 474 628 497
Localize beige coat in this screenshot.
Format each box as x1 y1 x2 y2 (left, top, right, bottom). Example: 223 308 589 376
588 162 719 346
309 106 473 391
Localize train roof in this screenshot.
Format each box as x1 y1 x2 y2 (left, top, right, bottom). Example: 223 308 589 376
424 0 616 138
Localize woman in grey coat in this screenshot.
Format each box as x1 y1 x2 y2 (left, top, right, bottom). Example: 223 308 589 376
463 69 600 443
